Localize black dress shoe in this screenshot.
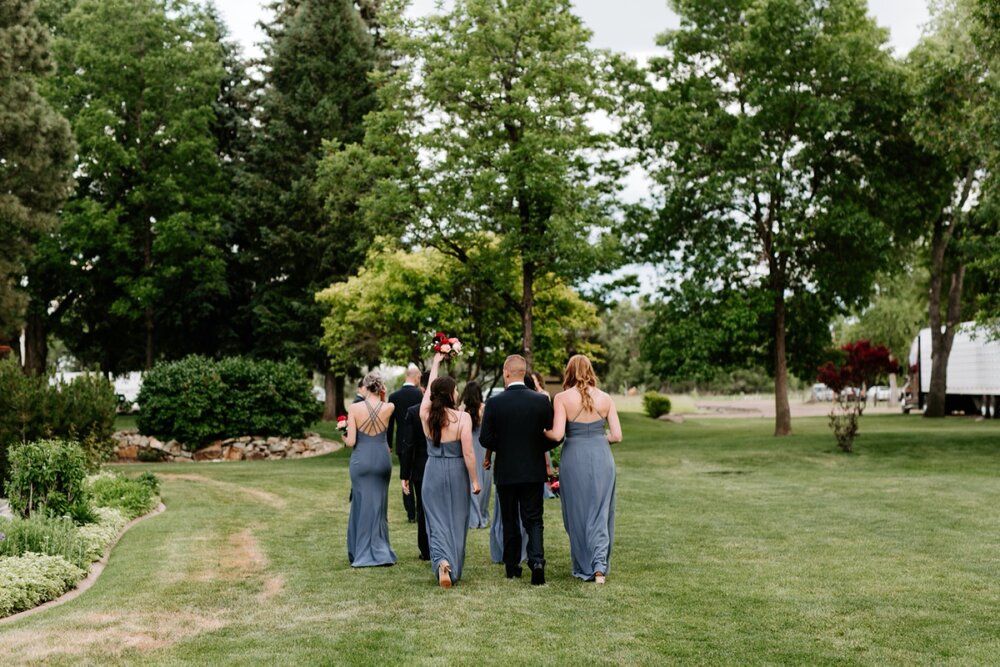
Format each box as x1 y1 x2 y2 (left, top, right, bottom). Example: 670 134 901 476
530 565 545 586
408 518 416 523
419 553 430 561
505 566 522 579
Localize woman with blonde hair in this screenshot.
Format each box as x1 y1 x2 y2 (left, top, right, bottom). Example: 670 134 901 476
344 371 397 567
544 354 622 583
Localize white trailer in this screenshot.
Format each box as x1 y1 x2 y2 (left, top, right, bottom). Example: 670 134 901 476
903 324 1000 417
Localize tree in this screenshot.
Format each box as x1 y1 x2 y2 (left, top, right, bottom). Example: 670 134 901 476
28 0 230 374
597 298 659 394
338 0 627 370
0 0 74 349
634 0 923 435
238 0 378 420
906 0 999 417
317 243 602 388
817 340 897 452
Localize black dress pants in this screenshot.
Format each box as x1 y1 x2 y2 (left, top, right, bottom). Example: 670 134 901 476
497 482 544 570
411 477 429 560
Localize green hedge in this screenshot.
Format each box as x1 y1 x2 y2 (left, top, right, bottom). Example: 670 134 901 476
0 360 117 492
643 391 672 419
86 472 159 520
137 355 322 448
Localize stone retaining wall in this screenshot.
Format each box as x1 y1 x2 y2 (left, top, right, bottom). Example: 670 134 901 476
112 429 340 463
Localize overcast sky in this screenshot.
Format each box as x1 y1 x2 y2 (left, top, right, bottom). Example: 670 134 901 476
214 0 931 59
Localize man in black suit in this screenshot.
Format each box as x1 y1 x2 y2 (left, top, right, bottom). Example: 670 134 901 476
388 365 422 522
481 354 557 585
399 371 431 560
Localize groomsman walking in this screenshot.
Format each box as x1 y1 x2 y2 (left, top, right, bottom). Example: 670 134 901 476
389 366 423 522
481 355 557 585
399 371 432 560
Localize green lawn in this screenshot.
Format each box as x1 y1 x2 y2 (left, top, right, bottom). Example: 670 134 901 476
5 414 1000 665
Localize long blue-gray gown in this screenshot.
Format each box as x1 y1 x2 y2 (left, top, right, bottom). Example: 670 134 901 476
346 430 397 567
560 419 616 580
469 426 492 528
423 438 471 583
489 485 527 564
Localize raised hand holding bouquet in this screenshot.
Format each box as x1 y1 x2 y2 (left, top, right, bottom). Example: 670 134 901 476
431 331 463 358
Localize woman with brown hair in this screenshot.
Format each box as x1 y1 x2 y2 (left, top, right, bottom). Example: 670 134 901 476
420 353 481 588
344 371 397 567
544 355 622 584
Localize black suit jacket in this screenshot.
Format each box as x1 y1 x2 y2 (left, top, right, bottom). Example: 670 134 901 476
387 384 422 454
480 384 556 485
398 403 428 482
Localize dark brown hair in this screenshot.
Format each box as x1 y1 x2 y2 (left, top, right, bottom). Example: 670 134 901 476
461 381 483 430
428 376 458 446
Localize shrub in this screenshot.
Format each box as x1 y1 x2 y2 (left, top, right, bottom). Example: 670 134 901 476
643 392 672 419
6 439 93 523
0 552 86 618
0 514 90 569
0 360 117 491
138 355 322 448
86 472 159 519
76 507 128 562
48 374 118 468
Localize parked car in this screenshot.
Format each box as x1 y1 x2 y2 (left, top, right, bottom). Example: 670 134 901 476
870 385 891 403
812 383 833 402
839 386 861 402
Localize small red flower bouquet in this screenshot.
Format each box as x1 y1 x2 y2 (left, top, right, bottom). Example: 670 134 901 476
336 416 348 435
431 331 463 358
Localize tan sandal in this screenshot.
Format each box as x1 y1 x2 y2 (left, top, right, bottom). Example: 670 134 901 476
594 571 606 584
438 561 452 589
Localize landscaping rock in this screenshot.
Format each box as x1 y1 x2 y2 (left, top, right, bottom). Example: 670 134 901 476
111 430 342 463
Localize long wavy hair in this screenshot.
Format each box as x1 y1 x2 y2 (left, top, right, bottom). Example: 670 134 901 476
428 376 458 446
461 381 483 431
563 355 599 414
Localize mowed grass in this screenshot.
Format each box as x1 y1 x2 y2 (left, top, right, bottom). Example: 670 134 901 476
4 414 1000 665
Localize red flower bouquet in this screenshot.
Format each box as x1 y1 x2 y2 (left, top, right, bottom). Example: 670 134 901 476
431 331 463 358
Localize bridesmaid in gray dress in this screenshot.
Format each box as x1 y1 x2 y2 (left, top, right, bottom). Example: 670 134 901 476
420 353 481 588
545 355 623 584
462 382 491 528
345 373 397 567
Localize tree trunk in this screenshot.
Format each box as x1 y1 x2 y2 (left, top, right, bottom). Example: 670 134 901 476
323 370 346 421
925 259 965 418
23 303 48 376
145 307 154 370
521 260 535 369
773 290 792 436
888 372 898 408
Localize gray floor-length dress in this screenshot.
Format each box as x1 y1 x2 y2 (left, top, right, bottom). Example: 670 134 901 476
489 485 527 564
346 429 397 567
468 426 492 528
423 438 471 583
560 419 616 580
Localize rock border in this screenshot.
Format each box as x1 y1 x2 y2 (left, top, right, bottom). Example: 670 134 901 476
0 502 167 626
112 430 341 463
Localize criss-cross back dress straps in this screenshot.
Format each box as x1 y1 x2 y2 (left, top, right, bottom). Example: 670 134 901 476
359 400 387 435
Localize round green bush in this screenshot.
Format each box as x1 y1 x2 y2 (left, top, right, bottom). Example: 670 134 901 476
6 439 93 523
137 355 322 448
642 391 672 419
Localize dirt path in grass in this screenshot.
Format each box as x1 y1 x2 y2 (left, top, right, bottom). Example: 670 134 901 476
693 400 902 418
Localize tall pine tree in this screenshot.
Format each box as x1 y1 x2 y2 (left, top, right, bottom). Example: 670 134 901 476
238 0 378 419
0 0 74 350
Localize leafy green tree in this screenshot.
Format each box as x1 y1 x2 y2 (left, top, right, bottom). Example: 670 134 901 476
598 298 659 394
338 0 627 370
0 0 74 347
634 0 923 435
238 0 378 419
28 0 229 374
317 244 602 385
906 0 999 416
